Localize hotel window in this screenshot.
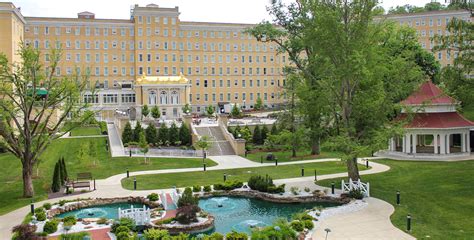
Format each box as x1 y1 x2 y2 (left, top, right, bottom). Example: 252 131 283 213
264 93 268 100
75 27 80 35
172 18 176 25
121 41 126 50
138 28 143 36
103 41 109 49
138 67 143 76
55 27 60 35
147 54 151 62
146 27 151 36
210 31 215 38
446 17 450 25
85 41 90 49
160 91 168 104
44 26 49 35
104 67 109 76
164 67 169 75
234 93 238 100
163 17 168 24
45 54 50 62
438 52 442 60
130 67 135 75
146 16 151 24
147 67 151 75
55 40 60 49
154 16 160 23
95 54 100 63
415 20 420 26
220 93 223 101
429 18 433 26
103 94 118 104
121 28 126 36
147 41 151 49
164 42 168 50
250 93 254 101
44 40 50 49
204 94 208 101
421 30 426 37
104 53 109 63
95 41 99 49
122 94 136 103
242 80 246 88
138 41 143 49
94 27 99 36
227 93 231 101
113 67 118 75
156 54 161 61
138 16 143 23
75 40 80 49
85 27 90 36
34 26 39 34
86 53 91 62
65 27 71 34
130 28 134 36
164 54 168 62
83 94 99 104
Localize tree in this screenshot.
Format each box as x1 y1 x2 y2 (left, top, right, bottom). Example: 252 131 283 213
58 158 65 183
158 124 169 146
51 162 61 193
133 122 143 142
233 125 241 139
261 125 269 143
424 2 446 11
195 136 212 162
240 126 252 143
253 125 262 145
142 105 149 118
230 104 241 118
122 122 133 144
0 45 91 197
61 157 68 182
168 122 179 145
205 105 215 117
272 129 309 157
145 124 158 146
151 106 160 119
177 187 199 207
270 123 278 135
182 103 192 114
179 123 191 146
254 96 263 111
138 131 149 164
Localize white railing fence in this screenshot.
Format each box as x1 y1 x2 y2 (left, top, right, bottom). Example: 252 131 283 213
160 193 168 210
170 189 180 206
118 205 151 225
341 178 370 197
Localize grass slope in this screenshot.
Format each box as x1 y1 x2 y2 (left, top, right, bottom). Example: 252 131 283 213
69 126 102 136
122 161 367 190
0 137 216 215
244 149 343 163
317 159 474 239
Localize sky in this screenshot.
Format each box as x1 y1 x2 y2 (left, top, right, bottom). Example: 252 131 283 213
14 0 434 23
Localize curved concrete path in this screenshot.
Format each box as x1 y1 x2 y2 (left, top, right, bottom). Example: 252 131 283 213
0 156 410 239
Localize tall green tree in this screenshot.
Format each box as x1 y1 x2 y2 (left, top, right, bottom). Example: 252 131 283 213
133 122 143 142
253 125 262 145
230 104 241 118
51 162 61 193
138 131 149 164
195 136 212 163
122 122 133 144
158 124 169 146
254 97 263 111
179 123 191 146
0 45 92 197
145 124 158 146
142 105 150 118
261 125 269 143
205 105 215 117
61 157 68 182
168 122 179 145
150 106 160 119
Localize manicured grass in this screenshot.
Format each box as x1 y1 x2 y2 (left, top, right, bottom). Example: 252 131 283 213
244 149 343 163
317 159 474 239
69 126 102 136
0 137 216 215
122 160 366 190
462 103 474 121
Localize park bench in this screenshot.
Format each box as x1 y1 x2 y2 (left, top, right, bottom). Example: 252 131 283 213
71 172 92 191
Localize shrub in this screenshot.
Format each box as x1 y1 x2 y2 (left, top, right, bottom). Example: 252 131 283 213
59 232 90 240
290 187 300 195
154 217 174 225
111 218 135 233
34 207 45 214
293 212 313 221
176 205 201 224
43 220 58 234
12 224 37 240
35 211 46 221
226 231 248 240
177 187 199 207
303 220 314 230
42 203 52 210
348 188 364 199
147 193 159 201
290 220 304 232
97 218 108 225
58 200 67 206
144 229 170 239
251 222 297 240
248 175 285 193
304 187 310 193
203 185 212 192
193 185 202 192
99 121 108 135
115 226 130 234
206 232 224 240
213 181 243 191
62 216 77 226
116 231 131 240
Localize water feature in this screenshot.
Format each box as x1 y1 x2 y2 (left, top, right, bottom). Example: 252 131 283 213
199 197 340 235
57 203 145 220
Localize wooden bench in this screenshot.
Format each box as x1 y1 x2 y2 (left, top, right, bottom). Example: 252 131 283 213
71 172 92 191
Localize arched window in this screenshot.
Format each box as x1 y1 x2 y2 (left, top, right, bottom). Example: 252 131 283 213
171 91 179 105
148 90 157 105
160 91 168 105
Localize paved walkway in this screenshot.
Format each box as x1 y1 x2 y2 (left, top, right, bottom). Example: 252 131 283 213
107 123 126 157
0 156 411 239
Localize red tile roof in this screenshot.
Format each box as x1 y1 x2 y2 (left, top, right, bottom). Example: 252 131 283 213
398 112 474 129
401 81 456 105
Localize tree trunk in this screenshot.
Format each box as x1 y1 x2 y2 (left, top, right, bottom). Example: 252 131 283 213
311 137 321 155
292 147 297 158
346 157 361 180
22 162 35 198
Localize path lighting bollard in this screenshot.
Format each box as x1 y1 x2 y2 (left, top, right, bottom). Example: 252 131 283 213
275 158 278 166
397 191 400 205
126 169 129 178
224 173 227 182
366 160 369 168
133 177 137 190
301 167 305 177
260 156 263 164
93 179 96 190
331 182 335 194
30 201 35 215
129 149 132 157
407 214 412 232
314 170 317 181
203 163 207 171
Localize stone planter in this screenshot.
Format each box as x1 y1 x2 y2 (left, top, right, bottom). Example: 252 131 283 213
154 216 215 235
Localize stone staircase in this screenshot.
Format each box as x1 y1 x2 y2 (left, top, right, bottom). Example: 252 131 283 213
194 126 235 156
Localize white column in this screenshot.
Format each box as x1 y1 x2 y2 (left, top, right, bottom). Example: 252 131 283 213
402 136 406 153
412 134 417 154
392 138 397 151
446 134 451 154
440 133 446 154
461 133 466 152
433 134 438 154
467 132 471 153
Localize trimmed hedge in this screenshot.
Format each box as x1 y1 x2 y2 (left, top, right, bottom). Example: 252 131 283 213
99 121 107 135
213 181 243 191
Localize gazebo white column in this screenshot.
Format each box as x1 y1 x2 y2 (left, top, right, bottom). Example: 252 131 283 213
446 134 451 154
467 133 471 153
402 136 406 153
461 133 466 152
405 134 412 154
440 133 446 154
412 134 417 154
433 134 438 154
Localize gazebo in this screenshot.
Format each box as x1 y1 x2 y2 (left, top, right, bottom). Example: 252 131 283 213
385 81 473 159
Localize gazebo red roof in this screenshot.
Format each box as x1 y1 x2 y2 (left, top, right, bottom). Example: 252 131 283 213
398 112 474 129
401 81 456 105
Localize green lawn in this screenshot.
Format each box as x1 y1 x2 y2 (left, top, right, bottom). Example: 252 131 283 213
0 137 216 215
461 103 474 121
244 149 343 163
317 159 474 239
122 161 367 190
69 126 102 136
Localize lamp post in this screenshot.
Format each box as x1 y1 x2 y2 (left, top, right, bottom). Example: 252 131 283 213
324 228 331 240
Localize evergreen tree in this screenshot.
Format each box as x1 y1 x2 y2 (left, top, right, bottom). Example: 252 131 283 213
206 105 215 117
253 125 262 144
233 125 241 138
179 124 191 146
145 124 158 146
261 125 269 144
151 106 161 119
51 162 61 193
230 104 241 118
58 158 64 185
158 124 169 145
270 123 278 135
168 122 179 145
142 105 150 118
122 122 133 144
61 157 68 182
133 122 143 142
241 126 253 142
177 187 198 207
254 96 263 111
